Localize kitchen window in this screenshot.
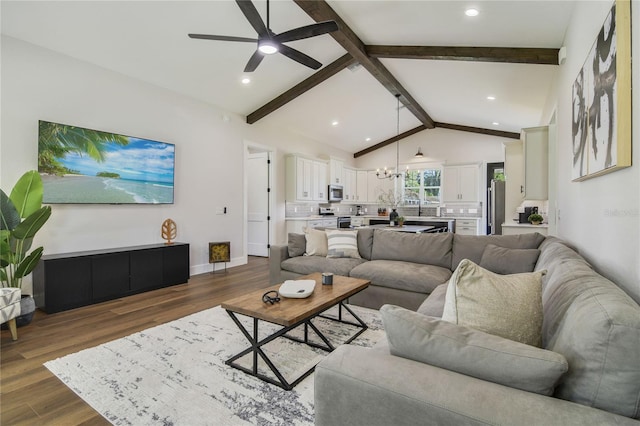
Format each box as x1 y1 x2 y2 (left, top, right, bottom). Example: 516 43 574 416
403 168 441 205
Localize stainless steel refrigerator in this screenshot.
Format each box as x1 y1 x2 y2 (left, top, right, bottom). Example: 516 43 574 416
488 180 505 235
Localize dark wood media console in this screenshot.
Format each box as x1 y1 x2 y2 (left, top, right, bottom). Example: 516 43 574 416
33 243 190 314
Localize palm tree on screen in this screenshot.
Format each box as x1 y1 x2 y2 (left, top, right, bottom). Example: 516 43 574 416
38 121 129 175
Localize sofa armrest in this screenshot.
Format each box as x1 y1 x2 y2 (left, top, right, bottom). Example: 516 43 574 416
269 245 289 284
315 345 639 426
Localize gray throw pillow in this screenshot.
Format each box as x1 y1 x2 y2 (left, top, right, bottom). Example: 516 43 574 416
288 233 306 257
442 259 545 347
380 304 568 396
479 244 540 274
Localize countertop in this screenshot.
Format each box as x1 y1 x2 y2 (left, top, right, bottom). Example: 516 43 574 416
502 222 548 228
286 215 479 221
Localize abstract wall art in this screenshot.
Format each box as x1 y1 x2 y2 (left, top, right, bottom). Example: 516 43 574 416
571 0 631 181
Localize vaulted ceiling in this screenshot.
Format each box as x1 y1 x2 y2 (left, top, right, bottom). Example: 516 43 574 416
1 1 576 156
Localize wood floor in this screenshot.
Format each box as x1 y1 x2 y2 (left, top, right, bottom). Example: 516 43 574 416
1 256 272 425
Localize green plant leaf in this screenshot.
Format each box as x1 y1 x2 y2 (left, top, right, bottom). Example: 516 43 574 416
9 171 43 219
1 190 20 231
15 246 43 279
12 206 51 240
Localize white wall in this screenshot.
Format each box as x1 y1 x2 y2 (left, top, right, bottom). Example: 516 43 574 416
541 1 640 303
0 36 353 292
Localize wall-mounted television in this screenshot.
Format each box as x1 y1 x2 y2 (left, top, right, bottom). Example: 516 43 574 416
38 120 175 204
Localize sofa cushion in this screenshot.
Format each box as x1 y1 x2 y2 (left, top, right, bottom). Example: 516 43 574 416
370 230 453 269
451 233 545 270
442 259 545 347
287 233 306 257
479 244 540 274
350 260 451 294
380 305 569 396
326 230 361 259
417 283 447 318
305 228 328 256
356 228 374 260
536 238 640 419
281 256 366 277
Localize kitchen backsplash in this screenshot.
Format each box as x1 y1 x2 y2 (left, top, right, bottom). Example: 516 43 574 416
286 202 482 218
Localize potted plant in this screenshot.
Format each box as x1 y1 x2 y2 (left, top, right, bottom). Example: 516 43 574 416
528 213 543 225
397 216 406 227
1 171 52 326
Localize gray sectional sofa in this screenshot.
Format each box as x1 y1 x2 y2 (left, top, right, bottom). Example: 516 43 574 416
270 230 640 424
313 236 640 425
269 228 546 310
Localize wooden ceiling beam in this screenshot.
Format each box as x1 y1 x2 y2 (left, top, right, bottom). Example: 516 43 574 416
434 122 521 139
353 122 519 159
354 125 427 158
247 53 356 124
294 0 435 129
366 45 559 65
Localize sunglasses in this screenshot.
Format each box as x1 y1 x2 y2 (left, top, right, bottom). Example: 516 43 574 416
262 290 281 305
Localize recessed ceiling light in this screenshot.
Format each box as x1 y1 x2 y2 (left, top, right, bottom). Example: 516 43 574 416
465 8 479 17
241 77 251 84
487 95 496 100
365 137 371 142
331 121 339 126
492 122 500 126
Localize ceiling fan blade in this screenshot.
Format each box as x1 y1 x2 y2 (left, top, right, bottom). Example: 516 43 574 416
274 21 339 44
244 50 265 72
188 34 257 43
278 44 322 70
236 0 268 38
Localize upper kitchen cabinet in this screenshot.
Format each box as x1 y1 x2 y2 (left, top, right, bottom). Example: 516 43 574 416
343 167 357 202
285 155 328 202
522 126 549 200
442 164 480 203
329 158 344 186
312 161 328 201
356 170 368 203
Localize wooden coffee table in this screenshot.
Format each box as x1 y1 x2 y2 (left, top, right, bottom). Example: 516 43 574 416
221 273 370 390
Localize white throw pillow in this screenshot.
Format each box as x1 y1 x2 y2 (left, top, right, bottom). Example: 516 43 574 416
442 259 545 347
326 230 361 259
305 228 328 256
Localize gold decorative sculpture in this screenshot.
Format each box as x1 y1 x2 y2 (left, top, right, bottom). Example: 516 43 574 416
161 219 177 245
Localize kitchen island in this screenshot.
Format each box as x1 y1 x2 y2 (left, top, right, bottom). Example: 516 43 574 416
366 224 435 233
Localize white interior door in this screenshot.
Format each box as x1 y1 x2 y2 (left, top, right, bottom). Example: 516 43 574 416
247 152 269 256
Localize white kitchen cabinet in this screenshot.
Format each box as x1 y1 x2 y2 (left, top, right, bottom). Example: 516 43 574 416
343 167 357 202
312 161 328 201
522 126 549 200
442 164 480 203
356 170 368 203
502 223 548 236
285 155 328 202
455 218 480 235
504 140 524 222
329 158 344 185
286 218 337 235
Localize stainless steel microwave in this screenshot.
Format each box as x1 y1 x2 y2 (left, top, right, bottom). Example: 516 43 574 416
328 184 343 202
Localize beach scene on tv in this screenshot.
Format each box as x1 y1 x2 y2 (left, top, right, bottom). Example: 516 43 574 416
38 120 175 204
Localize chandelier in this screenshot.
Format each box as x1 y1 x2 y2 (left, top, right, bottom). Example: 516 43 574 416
377 94 405 180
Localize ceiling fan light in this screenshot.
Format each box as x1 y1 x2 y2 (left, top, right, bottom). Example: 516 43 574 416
415 147 424 157
258 40 278 55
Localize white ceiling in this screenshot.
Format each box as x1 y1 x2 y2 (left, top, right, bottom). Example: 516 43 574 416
1 0 576 154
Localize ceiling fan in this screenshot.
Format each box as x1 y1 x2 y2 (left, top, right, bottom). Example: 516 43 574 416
188 0 338 72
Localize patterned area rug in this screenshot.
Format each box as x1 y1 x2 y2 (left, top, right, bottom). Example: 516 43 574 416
45 304 385 425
